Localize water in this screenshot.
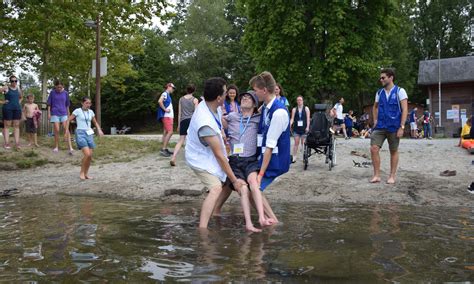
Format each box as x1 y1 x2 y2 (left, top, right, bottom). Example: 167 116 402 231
0 196 473 282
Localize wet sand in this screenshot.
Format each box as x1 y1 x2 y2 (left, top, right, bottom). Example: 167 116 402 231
2 138 473 207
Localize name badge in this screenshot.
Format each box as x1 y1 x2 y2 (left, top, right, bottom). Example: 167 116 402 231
257 134 263 147
86 129 95 136
233 143 244 155
261 146 279 154
297 120 303 127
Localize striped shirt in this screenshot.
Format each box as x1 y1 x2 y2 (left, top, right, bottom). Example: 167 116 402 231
224 112 260 157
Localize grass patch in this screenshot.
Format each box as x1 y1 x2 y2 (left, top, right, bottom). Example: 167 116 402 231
23 150 39 158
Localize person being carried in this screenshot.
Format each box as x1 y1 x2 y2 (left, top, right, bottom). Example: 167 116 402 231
22 94 40 147
185 77 246 229
370 68 408 184
215 91 276 232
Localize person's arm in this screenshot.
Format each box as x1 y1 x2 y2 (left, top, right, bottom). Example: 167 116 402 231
92 116 104 136
18 89 23 103
372 102 378 127
222 114 229 130
398 99 408 138
65 113 76 134
158 94 169 112
177 98 182 131
289 108 295 130
305 106 310 133
193 98 199 107
203 135 245 188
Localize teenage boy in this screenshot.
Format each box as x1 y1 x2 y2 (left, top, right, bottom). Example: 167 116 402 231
157 83 176 157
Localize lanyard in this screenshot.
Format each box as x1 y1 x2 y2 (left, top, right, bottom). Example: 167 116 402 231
207 104 222 129
239 115 251 140
297 106 303 120
82 109 91 128
263 105 270 126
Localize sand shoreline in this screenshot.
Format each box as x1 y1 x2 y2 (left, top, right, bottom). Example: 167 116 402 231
2 138 473 207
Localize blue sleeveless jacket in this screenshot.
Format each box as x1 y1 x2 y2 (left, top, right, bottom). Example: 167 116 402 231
375 85 402 133
224 100 240 114
156 91 172 121
258 99 291 179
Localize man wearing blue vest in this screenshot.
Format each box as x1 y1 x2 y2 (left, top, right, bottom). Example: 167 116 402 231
157 83 176 157
370 68 408 184
250 71 291 192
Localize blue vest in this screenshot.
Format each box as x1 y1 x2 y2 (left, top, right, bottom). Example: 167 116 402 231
375 86 401 133
224 100 240 114
258 99 291 179
156 92 171 121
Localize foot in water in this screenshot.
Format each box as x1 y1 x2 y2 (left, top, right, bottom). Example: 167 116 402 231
370 176 381 183
260 218 277 227
246 225 262 233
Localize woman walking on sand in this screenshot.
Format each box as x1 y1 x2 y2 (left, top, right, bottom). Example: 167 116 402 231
1 75 23 150
170 84 199 166
66 97 104 180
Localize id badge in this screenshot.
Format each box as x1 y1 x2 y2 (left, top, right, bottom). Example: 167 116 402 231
86 129 95 136
257 134 263 147
297 120 303 127
233 143 244 155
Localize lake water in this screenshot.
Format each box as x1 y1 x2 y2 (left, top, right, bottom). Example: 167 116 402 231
0 196 473 282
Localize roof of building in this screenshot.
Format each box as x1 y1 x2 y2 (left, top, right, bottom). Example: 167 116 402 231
418 56 474 85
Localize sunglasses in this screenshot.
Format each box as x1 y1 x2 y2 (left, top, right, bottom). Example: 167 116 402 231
10 80 18 83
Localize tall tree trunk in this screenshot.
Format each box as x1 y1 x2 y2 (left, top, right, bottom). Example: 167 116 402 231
41 31 50 102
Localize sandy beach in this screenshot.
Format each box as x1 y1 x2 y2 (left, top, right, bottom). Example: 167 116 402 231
2 137 473 207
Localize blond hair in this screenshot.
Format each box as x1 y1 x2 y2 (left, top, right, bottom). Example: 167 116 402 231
249 71 276 93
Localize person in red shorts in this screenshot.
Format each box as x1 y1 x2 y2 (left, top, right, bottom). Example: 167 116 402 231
157 83 176 157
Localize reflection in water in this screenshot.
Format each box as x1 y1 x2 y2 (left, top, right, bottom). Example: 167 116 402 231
0 196 472 282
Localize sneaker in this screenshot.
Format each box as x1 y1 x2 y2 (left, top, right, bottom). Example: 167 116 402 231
160 149 170 157
165 149 174 155
52 148 59 153
468 182 474 194
3 144 11 149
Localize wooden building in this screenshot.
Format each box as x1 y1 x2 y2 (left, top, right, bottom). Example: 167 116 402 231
418 56 474 137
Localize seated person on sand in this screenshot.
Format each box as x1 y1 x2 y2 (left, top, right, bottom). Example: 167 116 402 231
359 123 372 139
458 116 474 153
215 90 277 232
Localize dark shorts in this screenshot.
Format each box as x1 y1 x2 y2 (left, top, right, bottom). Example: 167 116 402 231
227 155 260 191
25 118 37 133
293 127 307 136
179 118 191 136
370 129 400 151
2 107 21 121
334 118 344 125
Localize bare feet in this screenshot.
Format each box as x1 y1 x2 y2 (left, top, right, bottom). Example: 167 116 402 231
260 218 277 227
34 144 39 147
85 176 93 180
386 176 396 184
170 160 176 166
370 176 381 183
26 143 32 147
80 175 87 180
246 225 262 233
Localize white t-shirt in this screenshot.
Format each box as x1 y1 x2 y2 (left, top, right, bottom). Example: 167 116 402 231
333 103 344 119
161 92 174 118
72 108 95 130
263 97 290 148
375 86 408 103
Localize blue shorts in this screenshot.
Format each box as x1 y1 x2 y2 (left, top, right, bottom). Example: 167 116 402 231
51 115 68 123
2 107 22 121
75 129 96 150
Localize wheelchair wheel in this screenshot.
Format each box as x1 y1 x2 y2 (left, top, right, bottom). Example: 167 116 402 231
303 143 308 170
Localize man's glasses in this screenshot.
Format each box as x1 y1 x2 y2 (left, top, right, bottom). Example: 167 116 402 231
241 95 252 100
379 76 386 81
10 80 18 83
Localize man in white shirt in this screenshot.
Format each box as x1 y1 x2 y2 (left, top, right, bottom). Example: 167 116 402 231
331 97 348 139
158 83 176 157
370 68 408 184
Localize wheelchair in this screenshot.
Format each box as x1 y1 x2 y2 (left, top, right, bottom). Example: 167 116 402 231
303 104 336 171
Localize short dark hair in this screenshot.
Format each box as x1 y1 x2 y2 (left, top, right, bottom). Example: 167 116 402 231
203 77 226 102
9 75 17 82
380 68 396 80
54 79 63 86
82 96 91 102
186 84 196 94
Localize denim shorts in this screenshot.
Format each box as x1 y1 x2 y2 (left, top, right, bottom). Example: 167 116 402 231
51 115 68 123
75 129 96 150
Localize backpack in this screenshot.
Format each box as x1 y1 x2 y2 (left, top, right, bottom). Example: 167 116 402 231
307 110 331 145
